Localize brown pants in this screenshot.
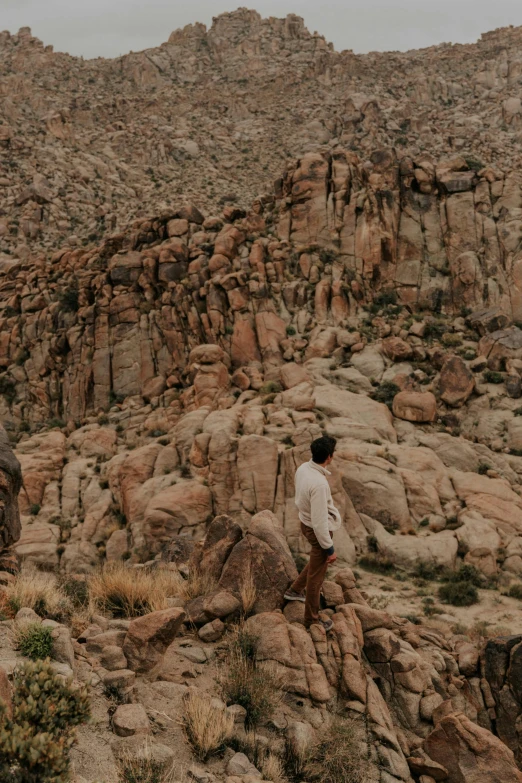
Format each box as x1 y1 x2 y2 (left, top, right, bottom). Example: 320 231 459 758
290 523 329 627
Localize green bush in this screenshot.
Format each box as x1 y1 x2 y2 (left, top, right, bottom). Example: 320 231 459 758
438 580 478 607
15 623 53 660
358 554 396 575
423 321 446 341
29 503 41 516
0 376 16 406
477 463 491 475
0 659 90 782
259 381 282 394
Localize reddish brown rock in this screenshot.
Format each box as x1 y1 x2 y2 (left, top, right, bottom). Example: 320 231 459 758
392 391 437 423
383 337 413 362
439 356 475 407
122 608 186 674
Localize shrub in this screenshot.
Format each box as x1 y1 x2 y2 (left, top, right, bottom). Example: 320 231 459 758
358 554 396 575
483 370 504 384
60 576 89 609
439 580 479 607
286 326 296 336
5 568 72 621
0 659 90 782
508 583 522 600
465 157 484 172
423 321 446 341
0 376 16 405
370 381 400 409
373 289 398 308
180 568 219 602
442 333 462 347
303 717 366 783
14 622 53 660
29 503 41 516
414 561 443 581
259 381 282 394
89 563 185 617
220 628 282 728
58 286 80 313
477 463 491 475
47 418 66 429
118 752 175 783
182 690 234 761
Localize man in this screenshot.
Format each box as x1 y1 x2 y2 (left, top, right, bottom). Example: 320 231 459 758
285 436 341 632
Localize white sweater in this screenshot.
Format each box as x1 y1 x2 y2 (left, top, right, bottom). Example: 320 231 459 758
294 460 342 553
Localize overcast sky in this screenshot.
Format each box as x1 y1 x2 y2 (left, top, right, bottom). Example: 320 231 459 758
3 0 522 59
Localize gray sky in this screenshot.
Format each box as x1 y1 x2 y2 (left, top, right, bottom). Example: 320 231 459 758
3 0 522 58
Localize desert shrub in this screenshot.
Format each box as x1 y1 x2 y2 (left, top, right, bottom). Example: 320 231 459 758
465 157 484 172
220 628 282 728
370 381 400 408
0 658 90 782
414 561 443 581
439 581 478 606
286 326 296 336
58 286 79 313
29 503 41 516
180 568 219 601
451 564 483 586
229 733 286 782
118 752 175 783
259 381 282 394
423 321 446 341
182 690 234 761
483 370 504 384
60 576 89 609
14 622 53 660
422 597 444 617
442 333 462 347
508 583 522 600
358 554 396 575
373 289 398 308
477 462 491 475
302 717 366 783
5 568 72 621
89 563 185 617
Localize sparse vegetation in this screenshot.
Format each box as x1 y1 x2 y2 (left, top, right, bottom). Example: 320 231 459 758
58 285 80 313
220 627 282 728
483 370 504 384
240 571 258 618
302 718 366 783
182 690 234 761
438 565 482 607
4 567 72 621
477 462 491 475
370 381 400 409
507 583 522 600
0 659 90 782
358 554 396 575
117 749 176 783
14 622 53 660
259 381 282 394
89 563 185 617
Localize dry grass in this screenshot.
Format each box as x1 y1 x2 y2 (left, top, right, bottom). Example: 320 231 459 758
116 740 178 783
178 568 218 601
181 690 234 761
4 567 72 621
303 718 367 783
240 570 257 617
261 752 287 783
89 562 185 617
220 626 283 729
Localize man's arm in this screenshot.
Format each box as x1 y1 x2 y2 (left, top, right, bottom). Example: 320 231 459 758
310 484 335 555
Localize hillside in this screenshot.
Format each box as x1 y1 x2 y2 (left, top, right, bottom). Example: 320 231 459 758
2 10 522 255
2 9 522 783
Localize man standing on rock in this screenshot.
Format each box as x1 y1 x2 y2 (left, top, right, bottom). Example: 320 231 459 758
285 436 341 633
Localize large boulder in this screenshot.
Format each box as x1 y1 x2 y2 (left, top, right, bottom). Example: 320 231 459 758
439 356 475 407
393 391 437 423
192 514 243 579
122 608 186 674
219 510 297 613
0 427 22 553
424 710 522 782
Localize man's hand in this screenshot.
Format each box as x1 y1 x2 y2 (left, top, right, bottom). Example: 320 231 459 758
326 553 337 564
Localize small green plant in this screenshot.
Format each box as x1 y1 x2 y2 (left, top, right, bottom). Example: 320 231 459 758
477 463 491 475
483 370 504 384
29 503 41 516
419 518 429 527
414 561 442 581
423 321 446 341
464 157 484 172
0 659 90 782
14 623 53 660
439 580 479 607
286 326 296 336
47 418 65 429
442 333 462 347
60 576 89 609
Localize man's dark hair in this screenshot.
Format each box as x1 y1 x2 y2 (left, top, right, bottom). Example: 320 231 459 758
311 436 336 465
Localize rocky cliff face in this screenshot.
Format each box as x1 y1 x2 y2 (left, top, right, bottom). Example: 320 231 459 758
3 11 522 255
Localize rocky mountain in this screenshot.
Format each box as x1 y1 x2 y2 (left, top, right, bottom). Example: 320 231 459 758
3 9 522 783
2 10 522 256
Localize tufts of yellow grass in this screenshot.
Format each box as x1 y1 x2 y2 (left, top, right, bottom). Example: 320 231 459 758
240 570 257 618
178 569 218 602
89 562 185 618
4 567 72 621
182 690 234 761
